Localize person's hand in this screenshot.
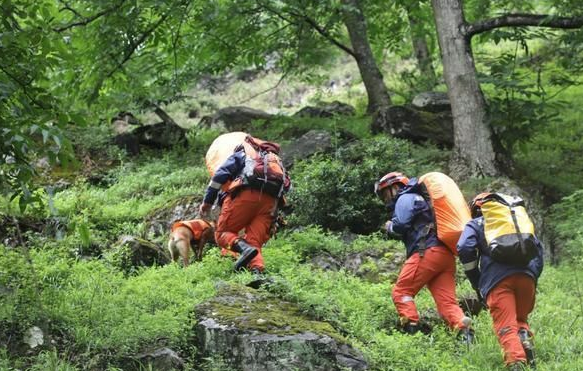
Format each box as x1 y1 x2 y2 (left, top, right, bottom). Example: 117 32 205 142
199 203 212 217
475 289 488 310
385 220 393 233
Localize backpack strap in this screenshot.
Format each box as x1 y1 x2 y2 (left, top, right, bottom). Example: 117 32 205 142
415 182 436 258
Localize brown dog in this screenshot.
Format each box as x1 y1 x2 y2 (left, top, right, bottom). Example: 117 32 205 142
168 219 215 267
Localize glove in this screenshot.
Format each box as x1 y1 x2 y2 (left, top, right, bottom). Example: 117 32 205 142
199 203 212 217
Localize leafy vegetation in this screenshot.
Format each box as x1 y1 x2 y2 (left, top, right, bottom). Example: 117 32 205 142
289 136 448 233
2 0 583 370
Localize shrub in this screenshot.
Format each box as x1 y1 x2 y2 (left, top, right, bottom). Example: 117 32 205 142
515 119 583 200
549 189 583 260
288 136 449 234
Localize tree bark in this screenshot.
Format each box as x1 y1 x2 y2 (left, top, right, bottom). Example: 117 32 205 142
152 104 179 126
430 0 499 178
342 0 392 114
407 12 437 87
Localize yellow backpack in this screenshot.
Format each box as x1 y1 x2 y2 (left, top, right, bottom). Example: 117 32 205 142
481 193 538 266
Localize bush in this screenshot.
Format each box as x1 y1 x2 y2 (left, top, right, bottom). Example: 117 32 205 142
515 119 583 200
248 114 372 142
549 189 583 261
288 136 449 234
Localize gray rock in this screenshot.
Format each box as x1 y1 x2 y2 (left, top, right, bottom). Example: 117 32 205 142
281 130 333 168
24 326 44 349
371 105 453 147
293 101 356 118
111 111 139 124
310 253 342 271
311 245 405 284
132 347 184 371
195 284 368 371
108 235 170 271
132 122 187 150
112 120 132 135
113 132 140 155
411 92 451 113
199 106 273 132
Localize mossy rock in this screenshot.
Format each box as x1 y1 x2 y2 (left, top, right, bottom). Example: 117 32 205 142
106 235 170 273
195 283 368 371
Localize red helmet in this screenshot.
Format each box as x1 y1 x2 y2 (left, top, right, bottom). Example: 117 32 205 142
470 192 492 218
374 172 409 197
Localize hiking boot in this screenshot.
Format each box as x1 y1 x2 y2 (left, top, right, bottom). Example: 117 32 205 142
507 361 528 371
231 239 258 272
457 316 475 346
457 327 475 345
402 321 420 335
518 328 536 370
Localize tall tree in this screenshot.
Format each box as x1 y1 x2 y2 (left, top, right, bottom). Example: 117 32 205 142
341 0 392 113
430 0 583 177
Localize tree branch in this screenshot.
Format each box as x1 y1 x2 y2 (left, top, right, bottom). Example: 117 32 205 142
105 11 173 79
301 13 356 57
256 1 355 57
465 13 583 38
54 0 128 32
237 70 290 105
0 64 48 110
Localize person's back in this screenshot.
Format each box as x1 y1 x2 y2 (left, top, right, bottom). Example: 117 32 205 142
458 193 544 369
200 136 291 273
376 172 472 338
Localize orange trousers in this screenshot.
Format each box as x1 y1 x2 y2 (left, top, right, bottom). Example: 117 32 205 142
486 273 536 365
215 188 277 271
392 247 467 329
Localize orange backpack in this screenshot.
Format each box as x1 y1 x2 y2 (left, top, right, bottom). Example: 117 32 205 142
236 136 287 197
205 133 288 197
418 172 471 255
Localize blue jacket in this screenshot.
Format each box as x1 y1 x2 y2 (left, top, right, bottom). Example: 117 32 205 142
203 150 291 205
387 178 442 258
457 217 544 298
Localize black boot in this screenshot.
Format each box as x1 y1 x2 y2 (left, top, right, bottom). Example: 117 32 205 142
402 321 420 335
507 361 528 371
232 239 258 272
518 328 536 370
456 316 475 346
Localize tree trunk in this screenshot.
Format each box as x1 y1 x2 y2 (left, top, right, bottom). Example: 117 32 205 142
407 12 437 88
342 0 392 114
430 0 499 178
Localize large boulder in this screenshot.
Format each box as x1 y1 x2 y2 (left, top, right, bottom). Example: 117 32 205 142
108 235 170 272
125 348 184 371
113 133 140 156
113 122 187 155
310 243 405 284
280 130 333 168
411 92 451 113
371 105 453 147
195 284 368 371
199 106 273 132
133 122 187 149
293 101 356 118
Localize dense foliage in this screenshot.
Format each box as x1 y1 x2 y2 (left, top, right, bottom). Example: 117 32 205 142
289 136 448 233
2 0 583 370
